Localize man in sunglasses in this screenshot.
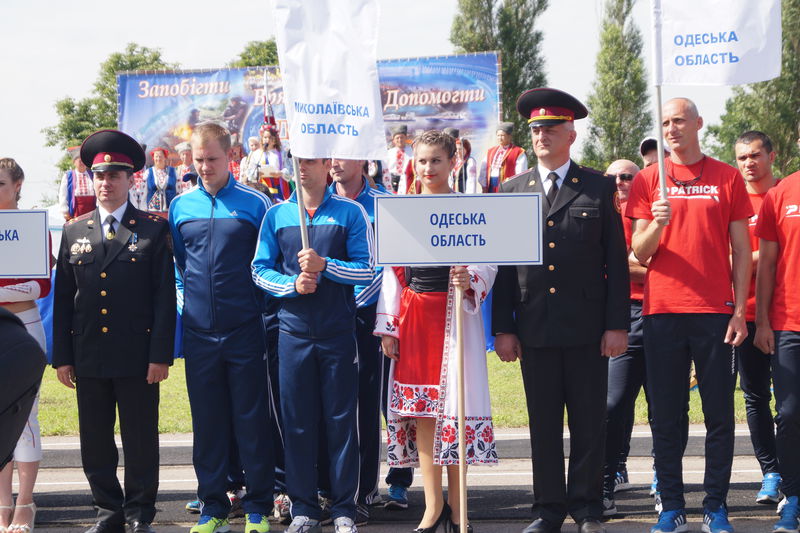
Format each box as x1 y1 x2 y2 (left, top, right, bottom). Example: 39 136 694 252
626 98 752 533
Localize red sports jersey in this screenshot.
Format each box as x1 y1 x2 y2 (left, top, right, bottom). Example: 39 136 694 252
755 172 800 331
620 201 644 301
625 156 753 315
745 192 767 322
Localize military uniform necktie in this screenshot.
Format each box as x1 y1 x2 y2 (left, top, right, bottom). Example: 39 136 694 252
546 172 559 207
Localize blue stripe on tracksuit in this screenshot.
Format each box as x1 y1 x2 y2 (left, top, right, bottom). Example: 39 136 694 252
169 175 275 518
251 186 374 521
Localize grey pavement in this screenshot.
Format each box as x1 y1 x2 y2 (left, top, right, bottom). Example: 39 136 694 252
24 425 783 532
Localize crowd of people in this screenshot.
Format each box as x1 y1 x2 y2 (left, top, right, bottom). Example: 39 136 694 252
2 84 800 533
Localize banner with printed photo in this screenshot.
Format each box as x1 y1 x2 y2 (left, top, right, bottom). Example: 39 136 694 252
117 52 501 165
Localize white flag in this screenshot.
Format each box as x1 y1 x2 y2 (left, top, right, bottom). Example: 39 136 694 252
272 0 386 160
652 0 781 86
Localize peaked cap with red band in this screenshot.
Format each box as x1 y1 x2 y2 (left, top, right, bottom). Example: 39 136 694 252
516 87 588 127
80 129 146 173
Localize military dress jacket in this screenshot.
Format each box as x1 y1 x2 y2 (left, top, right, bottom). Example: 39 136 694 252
52 204 176 378
492 161 629 348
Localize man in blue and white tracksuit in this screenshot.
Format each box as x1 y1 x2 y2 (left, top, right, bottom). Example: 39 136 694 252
169 123 274 533
316 160 390 525
251 156 373 533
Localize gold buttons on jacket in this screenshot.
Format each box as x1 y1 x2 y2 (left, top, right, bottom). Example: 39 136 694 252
582 212 588 217
100 272 107 279
549 287 556 294
547 220 554 227
101 308 108 315
100 290 107 296
548 242 555 248
548 265 555 271
131 257 136 262
101 326 109 333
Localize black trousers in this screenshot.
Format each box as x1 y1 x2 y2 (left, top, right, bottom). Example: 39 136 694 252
735 322 778 475
644 313 736 512
774 331 800 497
76 376 159 525
520 343 608 525
605 301 647 480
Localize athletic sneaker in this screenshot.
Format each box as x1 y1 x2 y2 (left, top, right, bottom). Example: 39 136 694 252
702 505 734 533
758 473 783 504
285 516 322 533
245 513 270 533
318 495 333 526
355 503 369 526
186 500 202 514
334 516 358 533
654 492 663 513
384 484 409 510
190 515 230 533
774 495 800 533
650 472 659 496
273 493 291 524
602 477 617 517
228 490 245 518
614 465 631 492
650 509 688 533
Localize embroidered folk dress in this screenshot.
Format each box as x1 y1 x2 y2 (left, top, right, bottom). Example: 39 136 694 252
375 264 497 467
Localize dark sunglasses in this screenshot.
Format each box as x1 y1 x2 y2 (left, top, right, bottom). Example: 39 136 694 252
607 173 635 181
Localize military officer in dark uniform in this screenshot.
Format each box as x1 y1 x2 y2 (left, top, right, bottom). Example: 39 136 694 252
52 130 176 533
492 88 629 533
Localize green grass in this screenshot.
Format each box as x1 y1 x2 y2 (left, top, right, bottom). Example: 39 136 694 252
39 359 193 436
38 354 756 436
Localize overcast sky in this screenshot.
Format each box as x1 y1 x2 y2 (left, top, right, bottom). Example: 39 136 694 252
0 0 731 208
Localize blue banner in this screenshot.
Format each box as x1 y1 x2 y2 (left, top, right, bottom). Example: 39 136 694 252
117 52 501 164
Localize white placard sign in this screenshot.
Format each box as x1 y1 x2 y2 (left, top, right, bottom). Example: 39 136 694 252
0 210 50 278
652 0 782 86
273 0 386 160
375 194 542 266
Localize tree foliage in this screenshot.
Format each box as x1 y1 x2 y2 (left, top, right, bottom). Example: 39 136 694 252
704 0 800 177
450 0 548 152
228 39 279 68
580 0 651 171
43 43 176 169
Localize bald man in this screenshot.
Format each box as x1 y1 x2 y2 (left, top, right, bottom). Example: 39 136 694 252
626 99 752 533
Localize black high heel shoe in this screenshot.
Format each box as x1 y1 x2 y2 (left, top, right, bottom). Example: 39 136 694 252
447 519 474 533
413 502 452 533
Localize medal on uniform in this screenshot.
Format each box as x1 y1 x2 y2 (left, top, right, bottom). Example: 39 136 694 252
70 243 80 255
127 233 139 252
77 237 91 254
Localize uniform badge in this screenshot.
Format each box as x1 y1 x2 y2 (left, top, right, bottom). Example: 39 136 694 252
77 237 92 254
613 191 622 213
528 180 536 186
87 219 94 226
572 177 579 183
70 243 80 255
127 233 139 252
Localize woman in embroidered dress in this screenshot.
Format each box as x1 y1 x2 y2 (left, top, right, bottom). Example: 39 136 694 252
0 159 49 533
375 131 497 533
145 147 177 216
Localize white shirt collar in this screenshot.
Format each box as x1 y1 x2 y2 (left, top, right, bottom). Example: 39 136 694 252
97 202 128 230
537 159 571 191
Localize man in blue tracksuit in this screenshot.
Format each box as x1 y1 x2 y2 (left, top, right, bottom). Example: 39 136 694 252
251 156 374 533
169 122 274 533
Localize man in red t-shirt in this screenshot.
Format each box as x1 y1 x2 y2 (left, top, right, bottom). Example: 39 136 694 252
754 168 800 532
626 98 752 533
732 131 781 504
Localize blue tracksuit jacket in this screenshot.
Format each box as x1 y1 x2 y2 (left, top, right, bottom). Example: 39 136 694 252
251 187 374 339
169 175 271 332
328 178 388 309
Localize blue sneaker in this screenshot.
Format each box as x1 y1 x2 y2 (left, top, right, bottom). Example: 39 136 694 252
651 509 688 533
650 471 659 496
759 473 783 504
774 496 800 533
614 465 631 492
186 500 202 514
702 505 734 533
384 484 409 510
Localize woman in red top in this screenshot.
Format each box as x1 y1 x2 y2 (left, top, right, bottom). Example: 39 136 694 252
376 131 496 533
0 158 50 533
